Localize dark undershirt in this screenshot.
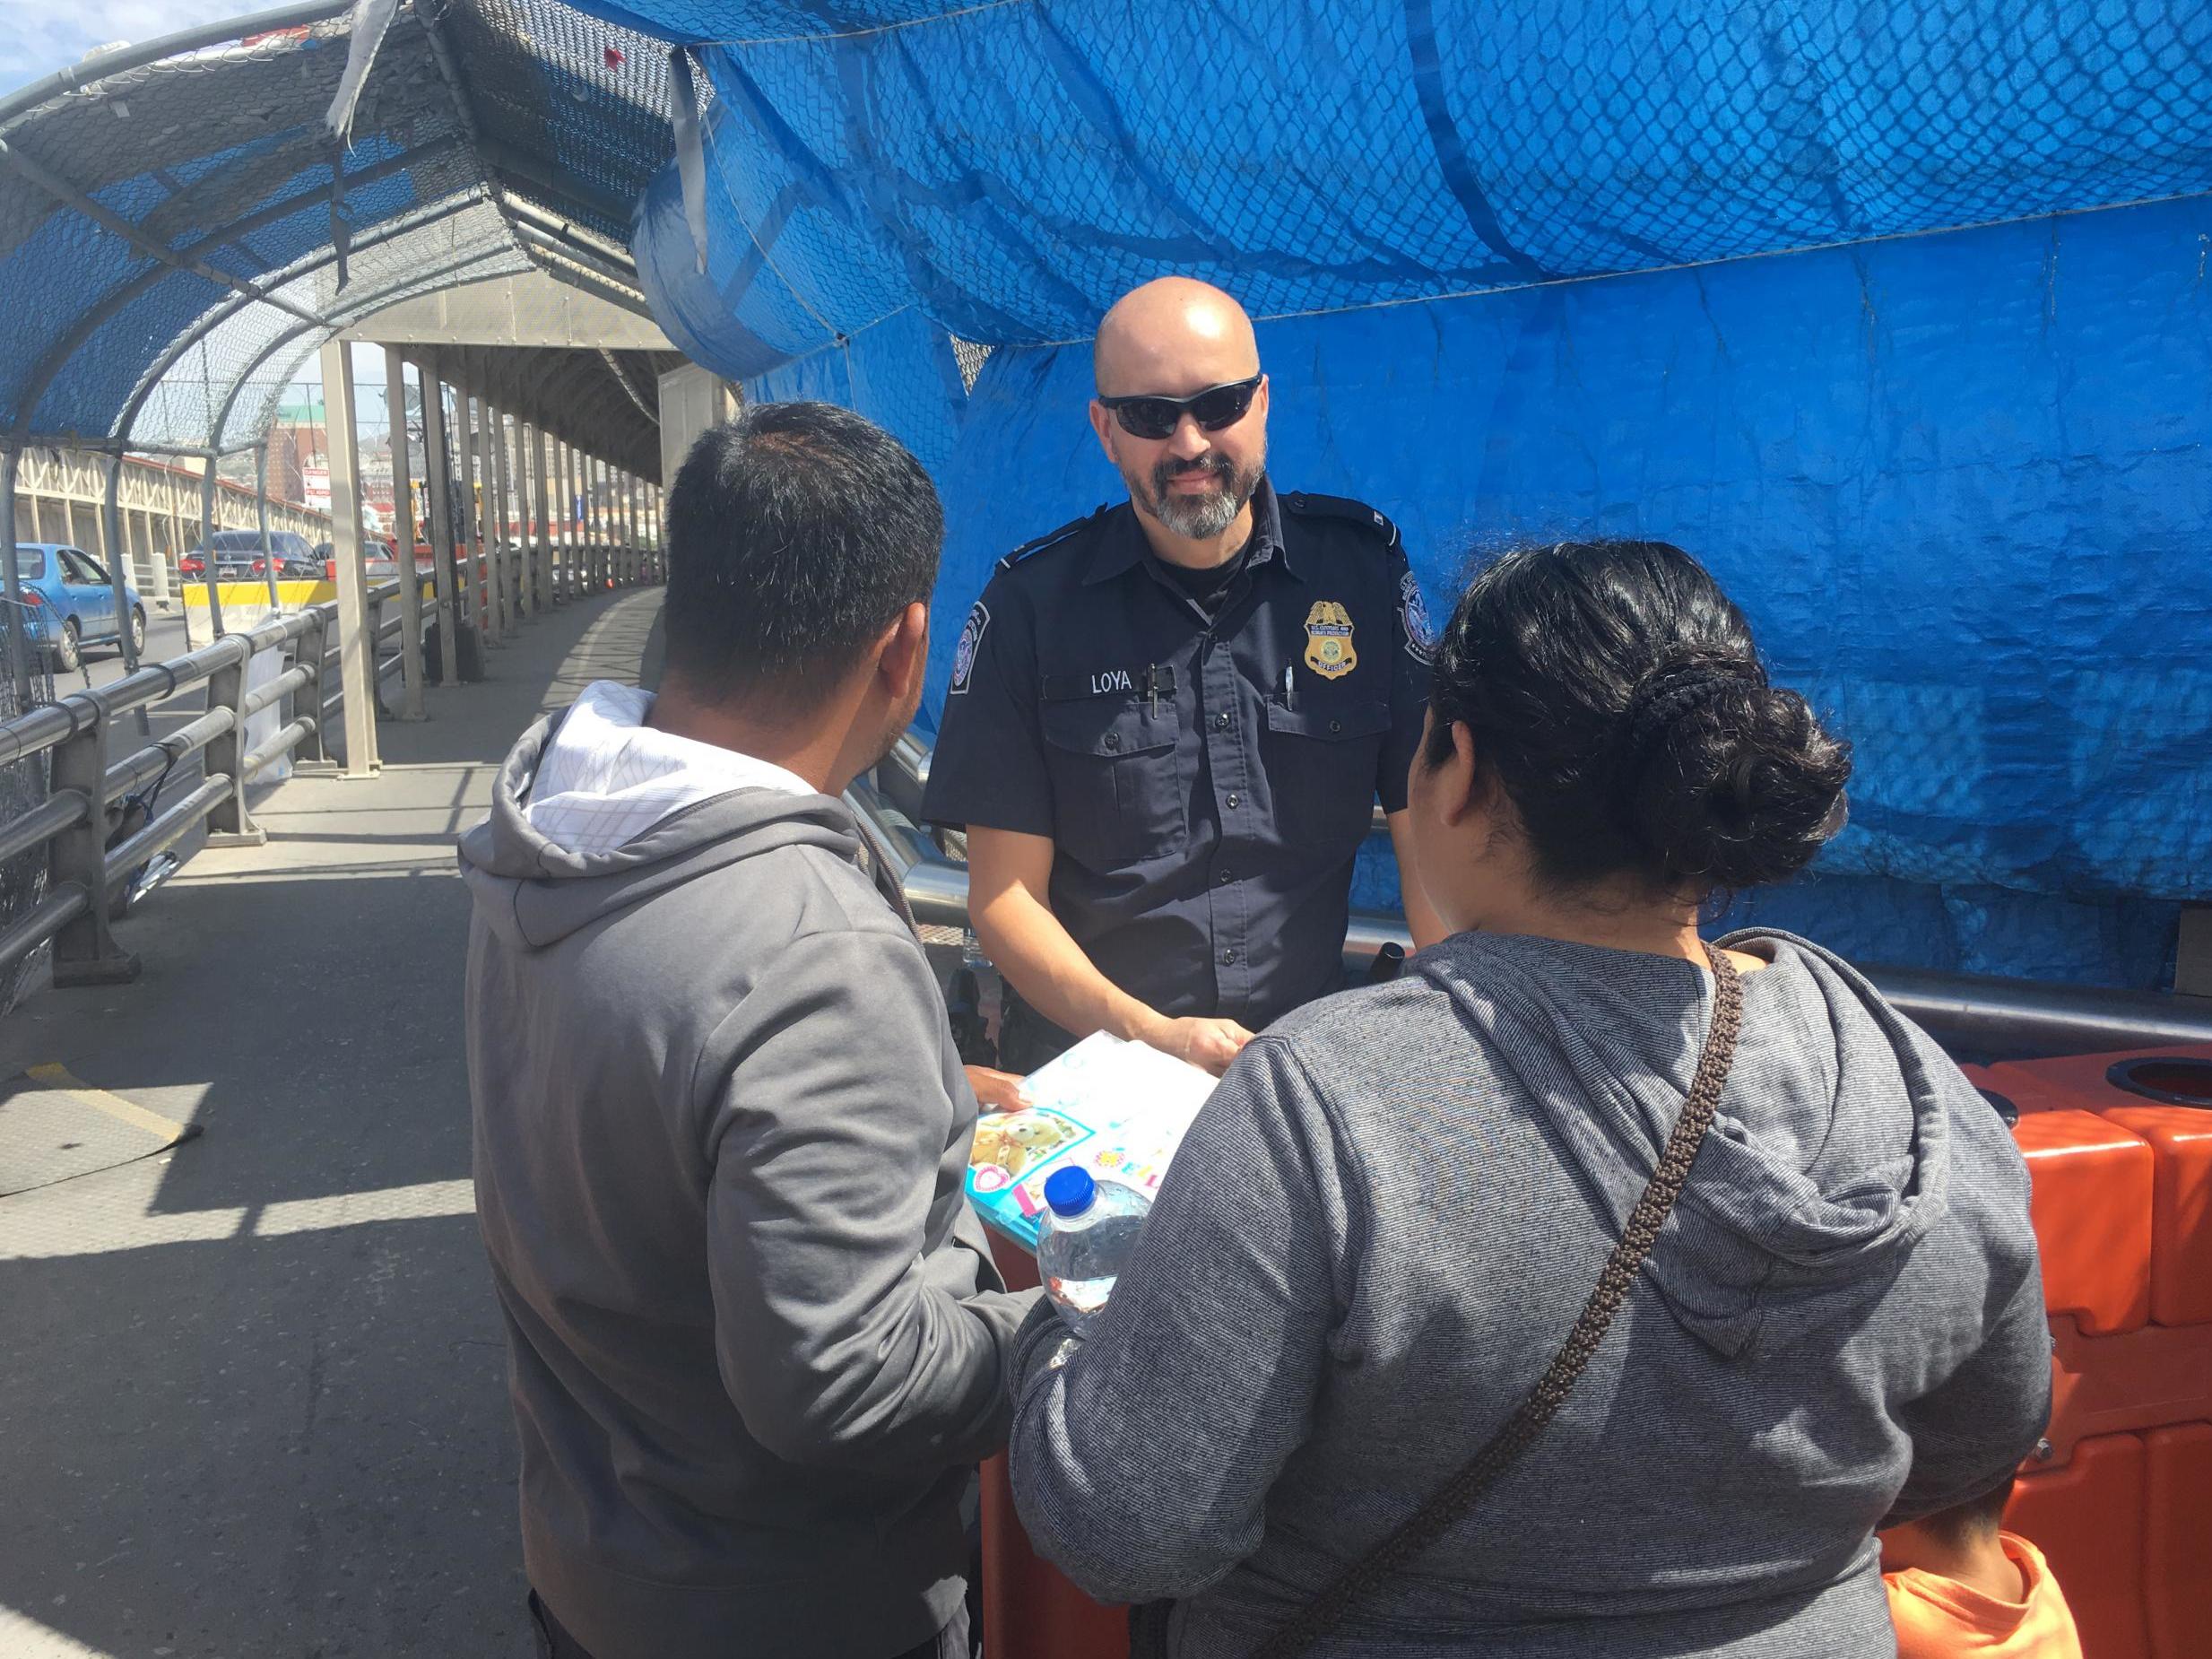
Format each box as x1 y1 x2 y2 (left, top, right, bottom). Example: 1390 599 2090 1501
1148 539 1251 621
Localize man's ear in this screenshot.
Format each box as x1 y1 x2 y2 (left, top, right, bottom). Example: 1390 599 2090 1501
1087 398 1119 466
1440 719 1485 827
877 600 930 701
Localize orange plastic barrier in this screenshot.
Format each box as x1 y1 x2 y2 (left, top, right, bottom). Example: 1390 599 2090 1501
2006 1108 2154 1335
2006 1433 2150 1659
1989 1047 2212 1330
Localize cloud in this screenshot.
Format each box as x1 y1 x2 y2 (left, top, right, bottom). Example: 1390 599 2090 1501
0 0 271 97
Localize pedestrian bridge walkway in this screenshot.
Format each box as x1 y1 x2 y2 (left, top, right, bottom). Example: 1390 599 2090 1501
0 589 666 1659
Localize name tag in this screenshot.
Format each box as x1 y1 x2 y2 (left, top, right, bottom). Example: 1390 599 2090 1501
1042 665 1175 701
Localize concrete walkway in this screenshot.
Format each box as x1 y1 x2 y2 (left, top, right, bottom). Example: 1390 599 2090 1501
0 589 664 1659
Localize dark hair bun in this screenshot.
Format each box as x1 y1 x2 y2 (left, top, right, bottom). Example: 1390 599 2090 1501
1424 540 1852 900
1622 652 1852 892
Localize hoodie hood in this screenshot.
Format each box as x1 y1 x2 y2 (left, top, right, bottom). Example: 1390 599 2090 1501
1416 929 1972 1359
459 702 860 951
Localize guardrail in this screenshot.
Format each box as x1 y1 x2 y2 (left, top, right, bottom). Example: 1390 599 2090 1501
0 594 353 990
851 739 2212 1056
0 534 664 1003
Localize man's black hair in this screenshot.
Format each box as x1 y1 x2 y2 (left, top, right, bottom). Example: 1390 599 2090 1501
661 401 942 708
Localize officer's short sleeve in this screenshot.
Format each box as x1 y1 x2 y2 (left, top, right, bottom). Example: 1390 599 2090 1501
922 579 1054 837
1378 548 1436 815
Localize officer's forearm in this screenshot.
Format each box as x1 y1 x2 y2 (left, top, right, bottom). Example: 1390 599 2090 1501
967 827 1164 1048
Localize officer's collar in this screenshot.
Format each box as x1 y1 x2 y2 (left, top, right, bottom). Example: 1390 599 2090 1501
1084 474 1295 586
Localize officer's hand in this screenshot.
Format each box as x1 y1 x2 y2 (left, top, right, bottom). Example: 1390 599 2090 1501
1148 1016 1254 1077
965 1064 1032 1114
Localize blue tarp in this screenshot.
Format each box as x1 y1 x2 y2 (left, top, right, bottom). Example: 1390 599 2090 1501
614 0 2212 987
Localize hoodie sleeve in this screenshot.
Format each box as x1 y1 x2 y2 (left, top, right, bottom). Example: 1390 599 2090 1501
1007 1036 1356 1603
1881 1130 2053 1526
698 924 1033 1472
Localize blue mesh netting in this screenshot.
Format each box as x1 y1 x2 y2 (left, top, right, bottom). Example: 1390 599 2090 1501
613 0 2212 988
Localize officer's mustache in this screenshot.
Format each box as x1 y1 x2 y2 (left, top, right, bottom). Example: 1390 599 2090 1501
1149 453 1233 498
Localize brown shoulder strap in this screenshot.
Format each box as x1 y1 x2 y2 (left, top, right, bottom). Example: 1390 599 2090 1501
1249 943 1746 1659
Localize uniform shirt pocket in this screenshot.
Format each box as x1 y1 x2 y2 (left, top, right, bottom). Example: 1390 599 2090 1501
1040 696 1185 870
1262 695 1390 849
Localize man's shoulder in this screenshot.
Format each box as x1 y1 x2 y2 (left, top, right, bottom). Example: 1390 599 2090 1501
1279 489 1402 555
992 503 1117 578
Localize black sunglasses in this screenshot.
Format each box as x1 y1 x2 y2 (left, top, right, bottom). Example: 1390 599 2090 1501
1097 374 1263 440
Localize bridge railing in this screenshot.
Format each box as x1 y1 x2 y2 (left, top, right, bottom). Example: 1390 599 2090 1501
0 580 409 992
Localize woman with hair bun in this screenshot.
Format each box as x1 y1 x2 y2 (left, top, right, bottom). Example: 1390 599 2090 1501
1007 540 2050 1658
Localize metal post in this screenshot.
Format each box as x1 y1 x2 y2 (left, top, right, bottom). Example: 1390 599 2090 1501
1 447 30 709
256 446 280 612
48 697 138 986
461 392 487 641
481 404 504 641
101 455 148 737
420 360 460 685
293 605 333 770
322 340 379 777
514 422 534 621
204 635 264 847
200 452 226 638
555 440 571 602
532 426 553 613
383 348 426 718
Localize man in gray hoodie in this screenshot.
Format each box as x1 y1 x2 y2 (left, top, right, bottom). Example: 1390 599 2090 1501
462 403 1036 1659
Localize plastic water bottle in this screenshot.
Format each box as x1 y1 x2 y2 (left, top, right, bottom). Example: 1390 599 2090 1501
1036 1167 1151 1333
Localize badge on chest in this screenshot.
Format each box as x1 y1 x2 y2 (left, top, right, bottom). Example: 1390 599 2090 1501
1303 600 1358 680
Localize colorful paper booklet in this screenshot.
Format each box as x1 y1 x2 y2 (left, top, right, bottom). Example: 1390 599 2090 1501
965 1032 1217 1250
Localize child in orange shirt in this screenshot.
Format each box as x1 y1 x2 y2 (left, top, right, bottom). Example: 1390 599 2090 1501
1882 1477 2084 1657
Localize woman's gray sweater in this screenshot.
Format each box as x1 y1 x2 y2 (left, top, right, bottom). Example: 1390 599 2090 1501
1008 931 2050 1656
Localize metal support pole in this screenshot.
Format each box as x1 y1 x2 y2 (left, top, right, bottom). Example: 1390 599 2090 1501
532 427 553 612
420 360 461 685
0 447 30 709
556 441 572 601
293 606 333 770
487 406 511 638
322 340 379 777
256 447 280 612
461 392 488 641
515 422 534 620
101 455 148 737
200 452 226 638
383 347 426 718
48 700 138 986
204 638 265 847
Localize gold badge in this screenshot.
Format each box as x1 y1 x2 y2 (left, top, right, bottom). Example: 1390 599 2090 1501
1302 600 1357 680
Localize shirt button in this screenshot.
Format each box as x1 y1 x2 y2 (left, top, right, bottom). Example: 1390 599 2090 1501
1329 718 1343 734
1217 867 1233 884
1226 792 1240 809
1214 710 1231 730
1103 732 1120 751
1220 947 1239 965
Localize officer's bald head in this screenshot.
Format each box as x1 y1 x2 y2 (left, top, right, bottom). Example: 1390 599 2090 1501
1093 277 1260 396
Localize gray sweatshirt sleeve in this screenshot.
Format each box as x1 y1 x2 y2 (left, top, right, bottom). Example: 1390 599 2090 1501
700 925 1034 1472
1881 1186 2052 1526
1008 1036 1354 1603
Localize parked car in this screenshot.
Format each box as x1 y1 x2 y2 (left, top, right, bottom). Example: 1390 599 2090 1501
12 543 147 672
184 529 321 580
313 538 403 582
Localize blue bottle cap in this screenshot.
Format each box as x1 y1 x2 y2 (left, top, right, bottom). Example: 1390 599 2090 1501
1043 1166 1096 1219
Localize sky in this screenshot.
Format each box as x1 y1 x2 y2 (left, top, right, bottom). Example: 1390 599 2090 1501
0 0 260 96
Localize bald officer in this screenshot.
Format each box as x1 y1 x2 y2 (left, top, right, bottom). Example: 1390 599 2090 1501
923 277 1442 1076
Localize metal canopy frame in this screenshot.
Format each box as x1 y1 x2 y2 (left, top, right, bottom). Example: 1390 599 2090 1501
0 0 681 480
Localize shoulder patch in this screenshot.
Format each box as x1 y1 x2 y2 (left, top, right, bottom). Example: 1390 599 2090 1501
1399 569 1437 664
995 505 1109 574
1280 491 1400 552
949 600 989 694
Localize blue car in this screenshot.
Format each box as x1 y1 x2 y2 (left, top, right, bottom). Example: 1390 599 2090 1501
12 543 147 673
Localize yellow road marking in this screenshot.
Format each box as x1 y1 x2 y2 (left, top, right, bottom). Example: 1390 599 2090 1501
23 1062 197 1148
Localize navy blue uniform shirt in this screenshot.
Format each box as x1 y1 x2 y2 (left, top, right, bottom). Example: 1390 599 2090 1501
923 477 1433 1032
